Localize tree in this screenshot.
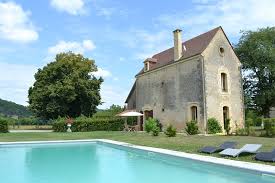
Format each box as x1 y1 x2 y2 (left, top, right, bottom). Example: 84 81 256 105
93 104 123 118
235 27 275 117
28 52 103 119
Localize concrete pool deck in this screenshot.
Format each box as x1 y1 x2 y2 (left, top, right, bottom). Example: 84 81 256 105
0 139 274 176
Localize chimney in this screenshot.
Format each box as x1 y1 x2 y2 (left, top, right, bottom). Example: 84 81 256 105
173 29 182 61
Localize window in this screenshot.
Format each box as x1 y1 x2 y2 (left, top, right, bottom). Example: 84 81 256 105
191 106 198 121
144 62 151 72
219 47 225 54
221 73 228 92
219 47 225 56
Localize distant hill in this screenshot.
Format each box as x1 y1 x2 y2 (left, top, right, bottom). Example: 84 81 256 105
0 98 32 118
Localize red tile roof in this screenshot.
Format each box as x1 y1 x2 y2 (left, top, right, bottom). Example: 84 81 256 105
137 26 221 76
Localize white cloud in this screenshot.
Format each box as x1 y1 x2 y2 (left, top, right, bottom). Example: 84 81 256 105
50 0 85 15
91 68 112 78
0 62 38 105
82 40 96 50
157 0 275 39
48 40 96 55
0 2 38 43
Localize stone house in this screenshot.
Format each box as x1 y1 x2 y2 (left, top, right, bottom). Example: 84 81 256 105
125 26 245 132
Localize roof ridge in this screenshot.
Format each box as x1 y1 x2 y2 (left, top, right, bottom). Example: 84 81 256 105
152 26 221 58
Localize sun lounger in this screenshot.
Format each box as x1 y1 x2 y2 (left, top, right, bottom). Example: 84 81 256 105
199 141 237 154
255 148 275 162
219 144 262 157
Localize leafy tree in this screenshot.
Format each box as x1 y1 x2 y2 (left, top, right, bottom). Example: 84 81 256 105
28 52 103 119
93 105 123 118
235 27 275 117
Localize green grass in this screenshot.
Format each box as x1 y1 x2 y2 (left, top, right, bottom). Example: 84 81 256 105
0 131 274 165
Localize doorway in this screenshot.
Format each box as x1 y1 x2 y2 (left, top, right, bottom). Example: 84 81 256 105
144 110 153 120
139 111 143 131
223 106 229 129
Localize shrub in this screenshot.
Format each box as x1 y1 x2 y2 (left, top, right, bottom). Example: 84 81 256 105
156 119 163 132
207 118 222 134
263 118 275 137
185 120 199 135
254 117 263 127
144 118 157 133
235 127 256 136
152 126 160 136
236 128 247 136
245 118 254 136
0 118 9 133
52 121 67 132
224 119 231 135
52 117 124 132
164 124 177 137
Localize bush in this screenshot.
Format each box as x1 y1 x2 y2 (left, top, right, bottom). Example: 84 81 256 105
0 118 9 133
185 120 199 135
164 124 177 137
52 122 67 132
245 118 254 136
254 117 263 127
235 127 256 136
52 116 124 132
263 118 275 137
207 118 222 134
144 118 157 133
152 126 160 136
236 128 247 136
156 119 163 132
224 119 231 135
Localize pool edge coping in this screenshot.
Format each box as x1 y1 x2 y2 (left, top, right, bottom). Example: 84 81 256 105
0 139 275 175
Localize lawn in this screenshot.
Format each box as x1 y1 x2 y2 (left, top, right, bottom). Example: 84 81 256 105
0 131 274 165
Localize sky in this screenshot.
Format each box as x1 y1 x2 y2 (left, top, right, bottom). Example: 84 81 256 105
0 0 274 109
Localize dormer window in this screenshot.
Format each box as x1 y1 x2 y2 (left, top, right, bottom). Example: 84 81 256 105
143 58 157 72
144 62 149 72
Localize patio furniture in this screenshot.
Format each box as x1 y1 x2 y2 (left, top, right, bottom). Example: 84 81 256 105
255 148 275 162
219 144 262 157
199 141 237 154
117 110 143 132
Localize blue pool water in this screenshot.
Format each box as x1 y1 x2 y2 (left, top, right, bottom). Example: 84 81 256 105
0 142 274 183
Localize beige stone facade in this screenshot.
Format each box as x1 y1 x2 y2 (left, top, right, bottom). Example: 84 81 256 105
126 27 244 133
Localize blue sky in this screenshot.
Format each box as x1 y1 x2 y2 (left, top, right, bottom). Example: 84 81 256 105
0 0 274 108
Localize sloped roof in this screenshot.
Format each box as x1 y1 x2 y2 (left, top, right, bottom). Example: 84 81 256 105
125 81 136 103
137 26 221 76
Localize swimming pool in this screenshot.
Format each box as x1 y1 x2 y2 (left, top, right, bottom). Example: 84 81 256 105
0 140 274 183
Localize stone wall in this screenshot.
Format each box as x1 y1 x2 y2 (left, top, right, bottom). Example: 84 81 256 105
126 84 136 110
202 29 244 131
135 56 205 130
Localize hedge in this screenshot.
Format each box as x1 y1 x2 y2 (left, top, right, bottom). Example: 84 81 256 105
52 117 124 132
263 118 275 137
0 118 9 133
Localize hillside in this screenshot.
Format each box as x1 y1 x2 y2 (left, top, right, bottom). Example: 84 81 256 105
0 98 32 117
